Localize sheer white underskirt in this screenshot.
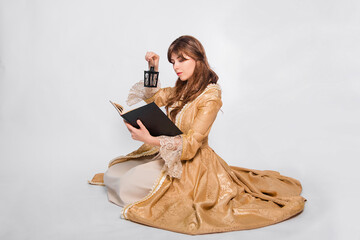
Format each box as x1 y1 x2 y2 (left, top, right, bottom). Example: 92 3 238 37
103 153 164 207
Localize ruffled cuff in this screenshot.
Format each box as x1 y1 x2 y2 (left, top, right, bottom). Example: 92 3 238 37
126 80 161 106
158 135 183 179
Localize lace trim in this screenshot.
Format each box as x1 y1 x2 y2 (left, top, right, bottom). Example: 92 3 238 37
121 171 167 219
126 80 161 106
158 135 183 179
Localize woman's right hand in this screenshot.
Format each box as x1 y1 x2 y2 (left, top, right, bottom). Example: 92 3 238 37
145 51 159 72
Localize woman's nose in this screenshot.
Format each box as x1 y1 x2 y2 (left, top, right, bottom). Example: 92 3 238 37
173 63 179 70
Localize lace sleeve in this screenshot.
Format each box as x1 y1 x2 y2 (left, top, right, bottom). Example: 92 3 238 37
158 135 183 179
126 80 161 106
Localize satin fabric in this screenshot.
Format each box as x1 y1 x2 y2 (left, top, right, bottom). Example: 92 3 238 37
104 153 164 207
92 84 306 235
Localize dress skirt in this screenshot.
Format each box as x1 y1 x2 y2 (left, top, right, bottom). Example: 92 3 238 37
103 153 164 207
90 83 306 235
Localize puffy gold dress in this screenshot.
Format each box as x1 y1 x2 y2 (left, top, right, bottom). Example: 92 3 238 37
90 81 306 235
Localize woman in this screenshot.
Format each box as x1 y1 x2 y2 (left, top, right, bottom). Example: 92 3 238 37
89 35 306 235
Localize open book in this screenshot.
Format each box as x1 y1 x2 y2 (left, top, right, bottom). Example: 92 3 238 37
109 101 183 137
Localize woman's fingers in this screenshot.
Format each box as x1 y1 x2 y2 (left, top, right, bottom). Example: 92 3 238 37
137 119 145 129
123 119 151 142
124 121 134 132
145 52 152 62
124 122 137 140
145 51 158 61
145 51 159 71
124 120 143 133
149 58 154 67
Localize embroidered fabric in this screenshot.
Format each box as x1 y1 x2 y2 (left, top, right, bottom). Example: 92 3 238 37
126 80 161 106
158 135 183 179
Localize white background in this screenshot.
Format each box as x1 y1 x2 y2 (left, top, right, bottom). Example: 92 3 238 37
0 0 359 239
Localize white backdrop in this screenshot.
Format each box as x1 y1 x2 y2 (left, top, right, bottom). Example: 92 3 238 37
0 0 359 239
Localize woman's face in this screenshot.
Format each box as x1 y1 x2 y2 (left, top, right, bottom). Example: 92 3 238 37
170 52 196 81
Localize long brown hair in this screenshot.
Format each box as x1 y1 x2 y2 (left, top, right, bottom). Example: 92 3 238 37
166 35 218 122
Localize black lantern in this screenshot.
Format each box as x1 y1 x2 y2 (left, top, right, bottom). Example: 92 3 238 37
144 66 159 88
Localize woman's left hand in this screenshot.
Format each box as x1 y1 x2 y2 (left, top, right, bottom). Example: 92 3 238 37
124 119 160 146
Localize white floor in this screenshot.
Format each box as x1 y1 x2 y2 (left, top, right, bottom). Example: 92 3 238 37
0 120 359 240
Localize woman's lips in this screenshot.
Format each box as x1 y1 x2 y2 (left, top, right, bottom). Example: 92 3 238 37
177 72 182 76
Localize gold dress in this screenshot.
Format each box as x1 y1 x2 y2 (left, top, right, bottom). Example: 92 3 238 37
89 81 306 235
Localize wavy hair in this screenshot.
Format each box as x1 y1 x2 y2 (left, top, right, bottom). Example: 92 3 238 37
165 35 218 122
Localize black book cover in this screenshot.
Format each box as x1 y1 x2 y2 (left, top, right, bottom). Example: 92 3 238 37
110 101 182 137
